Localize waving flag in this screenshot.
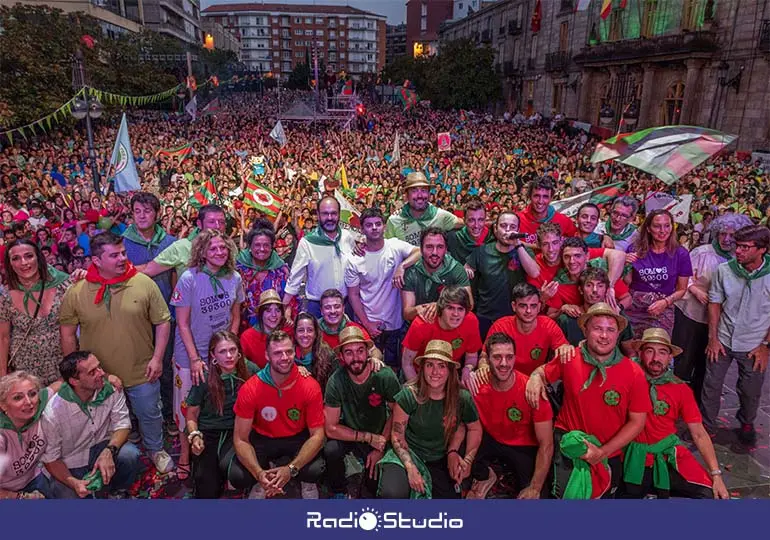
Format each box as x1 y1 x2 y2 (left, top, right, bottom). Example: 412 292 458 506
157 143 192 164
600 0 612 19
552 182 625 217
185 96 197 122
244 180 282 217
334 189 360 229
398 87 419 110
202 98 221 116
270 120 287 147
110 114 140 193
335 163 349 191
644 192 693 224
189 177 218 209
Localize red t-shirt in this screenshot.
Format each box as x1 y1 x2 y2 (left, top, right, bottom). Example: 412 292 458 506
636 381 701 446
233 366 324 438
527 248 604 289
403 312 482 363
473 372 553 446
486 315 567 375
517 205 578 245
548 275 630 309
241 325 295 369
321 321 369 351
544 350 651 456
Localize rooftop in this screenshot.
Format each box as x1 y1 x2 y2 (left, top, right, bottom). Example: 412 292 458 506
202 3 386 19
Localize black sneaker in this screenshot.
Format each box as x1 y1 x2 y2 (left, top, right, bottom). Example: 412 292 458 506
738 423 757 445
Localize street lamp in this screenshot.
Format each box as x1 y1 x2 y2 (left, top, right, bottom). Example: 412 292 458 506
71 49 104 195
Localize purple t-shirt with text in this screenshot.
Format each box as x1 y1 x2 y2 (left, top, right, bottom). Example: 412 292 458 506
628 246 693 295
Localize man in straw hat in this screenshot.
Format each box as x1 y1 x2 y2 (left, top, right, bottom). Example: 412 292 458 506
621 328 729 499
384 171 462 247
526 302 651 499
324 326 402 498
379 339 481 499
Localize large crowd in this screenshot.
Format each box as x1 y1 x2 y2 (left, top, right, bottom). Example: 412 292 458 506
0 90 768 500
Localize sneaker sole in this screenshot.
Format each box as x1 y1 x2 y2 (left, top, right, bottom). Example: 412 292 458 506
467 469 498 499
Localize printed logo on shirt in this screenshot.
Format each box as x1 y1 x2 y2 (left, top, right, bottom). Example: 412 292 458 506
287 407 301 421
451 338 463 350
506 407 522 422
12 433 45 477
637 266 669 283
171 289 182 303
603 389 621 407
199 290 232 314
261 406 278 422
530 347 542 361
368 392 383 407
654 400 670 416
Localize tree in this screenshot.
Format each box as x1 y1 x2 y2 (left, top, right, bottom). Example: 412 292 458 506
286 60 326 90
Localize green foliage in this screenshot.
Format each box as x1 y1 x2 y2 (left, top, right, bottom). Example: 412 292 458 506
286 60 326 91
382 39 502 111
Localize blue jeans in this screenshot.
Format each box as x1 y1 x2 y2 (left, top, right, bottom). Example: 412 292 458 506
51 441 141 499
21 473 54 499
124 380 163 453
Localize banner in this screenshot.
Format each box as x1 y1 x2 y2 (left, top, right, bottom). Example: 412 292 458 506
157 143 193 164
185 96 197 122
334 189 360 228
437 132 451 152
270 120 287 147
110 113 141 193
551 182 625 217
644 191 692 224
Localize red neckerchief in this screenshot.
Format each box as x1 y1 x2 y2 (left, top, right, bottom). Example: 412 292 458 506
85 262 138 308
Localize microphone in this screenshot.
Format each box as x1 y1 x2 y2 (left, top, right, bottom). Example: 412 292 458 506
505 232 528 240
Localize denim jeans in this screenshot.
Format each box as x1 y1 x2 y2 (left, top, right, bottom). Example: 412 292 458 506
21 473 54 499
51 441 141 499
159 320 176 421
124 380 163 453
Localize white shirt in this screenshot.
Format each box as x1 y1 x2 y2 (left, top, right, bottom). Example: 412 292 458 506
675 243 727 324
345 238 415 331
41 388 131 469
285 228 357 301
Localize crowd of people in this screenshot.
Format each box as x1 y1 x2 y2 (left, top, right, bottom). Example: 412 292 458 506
0 90 768 500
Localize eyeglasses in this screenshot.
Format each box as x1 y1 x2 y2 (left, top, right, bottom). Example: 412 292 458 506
735 243 757 251
611 211 632 219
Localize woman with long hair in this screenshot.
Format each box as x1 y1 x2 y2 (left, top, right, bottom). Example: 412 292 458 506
0 240 70 384
240 289 294 369
378 339 481 499
293 311 338 390
186 331 257 498
171 229 245 480
235 220 290 333
624 209 692 340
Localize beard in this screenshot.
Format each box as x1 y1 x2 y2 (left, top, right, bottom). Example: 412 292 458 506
344 360 367 376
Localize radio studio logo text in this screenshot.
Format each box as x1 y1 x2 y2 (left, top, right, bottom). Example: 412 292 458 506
307 507 463 531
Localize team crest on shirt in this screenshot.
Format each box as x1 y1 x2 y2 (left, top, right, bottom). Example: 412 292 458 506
603 389 621 407
530 347 542 361
368 392 383 407
171 289 182 303
654 400 670 416
287 407 301 421
451 338 463 350
261 406 278 422
507 407 522 422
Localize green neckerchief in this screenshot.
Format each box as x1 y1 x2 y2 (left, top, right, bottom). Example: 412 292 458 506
82 469 104 492
554 258 608 285
318 315 349 336
727 255 770 289
0 388 49 445
257 364 297 398
535 205 556 224
711 239 731 261
201 266 230 295
58 381 116 421
412 256 452 286
580 343 623 392
220 371 246 396
14 266 70 317
304 226 343 255
122 224 167 256
454 225 492 251
377 447 433 499
623 433 681 491
606 223 636 242
400 202 438 224
560 430 608 500
236 248 284 271
187 227 200 243
296 351 313 368
646 370 683 413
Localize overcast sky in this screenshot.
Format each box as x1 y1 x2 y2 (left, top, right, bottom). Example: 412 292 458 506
201 0 407 24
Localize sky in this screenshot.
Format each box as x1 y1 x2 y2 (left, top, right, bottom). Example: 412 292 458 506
201 0 407 25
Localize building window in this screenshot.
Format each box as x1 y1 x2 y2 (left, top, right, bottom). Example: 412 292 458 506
367 21 373 29
294 17 302 24
281 16 289 25
317 40 323 47
340 52 345 59
315 17 323 24
340 31 345 37
559 21 569 51
662 81 685 125
305 29 313 36
459 2 463 9
295 51 304 57
421 2 427 16
329 30 336 38
340 41 345 48
273 28 279 35
283 51 291 59
305 17 312 24
329 19 336 27
295 29 303 35
272 17 278 23
295 40 303 46
421 17 427 31
329 41 336 50
316 30 324 36
283 40 290 48
281 29 288 37
273 40 278 46
273 51 279 57
329 52 337 61
641 0 662 37
552 83 564 113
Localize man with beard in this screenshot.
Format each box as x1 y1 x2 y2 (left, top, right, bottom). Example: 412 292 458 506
465 211 539 339
231 331 326 499
401 286 481 385
446 198 495 269
385 172 462 247
467 333 554 499
556 267 635 356
621 329 729 499
596 196 640 253
401 227 471 324
324 327 401 498
283 197 358 319
526 303 650 499
346 208 420 369
516 177 577 245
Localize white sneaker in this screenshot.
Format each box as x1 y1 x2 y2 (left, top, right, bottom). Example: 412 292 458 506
301 482 319 499
248 484 266 499
152 450 174 475
466 467 497 499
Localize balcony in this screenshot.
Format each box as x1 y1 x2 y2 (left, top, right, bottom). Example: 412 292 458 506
760 20 770 53
574 30 719 65
508 20 522 36
481 29 492 43
158 22 196 43
545 50 570 72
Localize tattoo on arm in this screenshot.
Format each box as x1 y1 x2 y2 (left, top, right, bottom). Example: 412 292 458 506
391 421 413 467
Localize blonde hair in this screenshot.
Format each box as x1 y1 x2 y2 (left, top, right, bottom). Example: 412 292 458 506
0 371 42 406
188 229 237 273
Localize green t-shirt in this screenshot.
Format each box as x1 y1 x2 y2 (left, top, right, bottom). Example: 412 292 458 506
402 255 470 307
385 205 458 246
186 361 259 431
466 243 526 320
394 386 478 463
324 366 401 434
446 226 495 266
154 238 193 276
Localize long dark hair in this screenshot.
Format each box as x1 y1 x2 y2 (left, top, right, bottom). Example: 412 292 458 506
634 209 679 258
206 331 250 416
408 362 461 447
294 312 337 389
4 239 49 290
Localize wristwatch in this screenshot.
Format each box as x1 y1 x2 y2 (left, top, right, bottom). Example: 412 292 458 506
106 445 119 459
710 469 723 476
288 464 299 478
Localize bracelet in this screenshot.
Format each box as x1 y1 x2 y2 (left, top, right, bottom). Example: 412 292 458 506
187 430 203 444
447 449 460 456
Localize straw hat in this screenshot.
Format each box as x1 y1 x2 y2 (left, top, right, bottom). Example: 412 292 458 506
414 339 460 367
628 328 683 357
334 326 374 354
404 171 430 190
577 302 628 333
257 289 283 310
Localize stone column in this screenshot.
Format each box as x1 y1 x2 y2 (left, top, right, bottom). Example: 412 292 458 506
679 59 705 125
577 69 593 122
638 63 656 129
